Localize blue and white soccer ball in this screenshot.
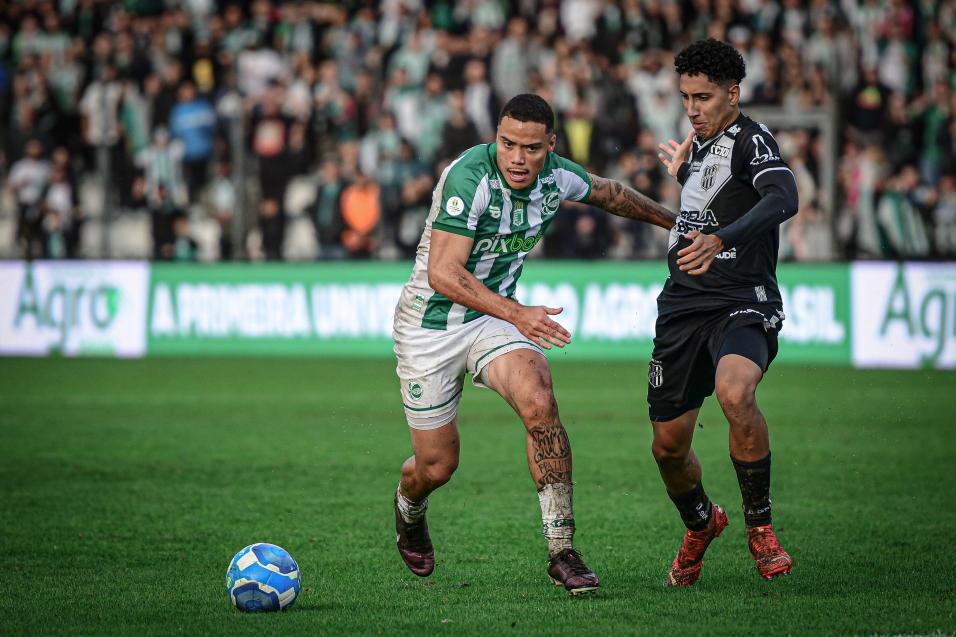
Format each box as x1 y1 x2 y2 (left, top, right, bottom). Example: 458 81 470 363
225 543 301 612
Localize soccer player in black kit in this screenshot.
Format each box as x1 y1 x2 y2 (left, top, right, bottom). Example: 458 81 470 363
651 39 797 586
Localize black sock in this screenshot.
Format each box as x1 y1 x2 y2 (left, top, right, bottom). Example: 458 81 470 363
669 482 712 532
732 452 772 527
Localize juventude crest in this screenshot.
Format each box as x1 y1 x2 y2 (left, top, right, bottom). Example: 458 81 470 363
542 191 560 216
700 163 720 190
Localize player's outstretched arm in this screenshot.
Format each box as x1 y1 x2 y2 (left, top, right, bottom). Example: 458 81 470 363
678 170 799 276
586 175 677 230
428 229 571 350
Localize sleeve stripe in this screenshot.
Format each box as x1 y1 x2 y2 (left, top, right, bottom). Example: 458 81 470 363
752 166 794 187
432 222 475 237
466 176 490 230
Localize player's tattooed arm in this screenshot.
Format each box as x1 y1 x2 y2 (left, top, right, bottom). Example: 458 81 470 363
429 229 572 349
529 424 572 488
586 174 677 230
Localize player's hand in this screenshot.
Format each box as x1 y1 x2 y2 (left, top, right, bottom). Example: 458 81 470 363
512 305 571 350
657 131 694 179
677 230 724 276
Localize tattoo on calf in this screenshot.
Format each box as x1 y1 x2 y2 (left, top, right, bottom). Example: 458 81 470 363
530 425 572 487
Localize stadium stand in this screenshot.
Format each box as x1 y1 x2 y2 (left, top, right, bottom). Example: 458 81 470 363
1 0 955 261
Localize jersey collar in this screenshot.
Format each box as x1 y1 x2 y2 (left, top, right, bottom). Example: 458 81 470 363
692 113 747 154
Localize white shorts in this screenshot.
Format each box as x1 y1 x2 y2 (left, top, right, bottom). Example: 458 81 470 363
393 313 542 430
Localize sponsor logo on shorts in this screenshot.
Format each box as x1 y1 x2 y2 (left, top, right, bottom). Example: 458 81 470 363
446 196 465 217
648 359 663 388
715 248 737 260
408 382 423 400
730 308 765 319
755 285 768 302
411 294 425 311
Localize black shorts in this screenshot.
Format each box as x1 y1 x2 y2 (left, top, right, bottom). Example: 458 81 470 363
647 304 782 422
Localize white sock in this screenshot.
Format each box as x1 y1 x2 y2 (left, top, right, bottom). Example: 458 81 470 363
538 482 575 556
396 485 428 524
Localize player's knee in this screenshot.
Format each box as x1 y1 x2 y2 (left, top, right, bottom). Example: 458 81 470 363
651 435 688 463
517 389 559 426
421 457 458 488
716 379 756 415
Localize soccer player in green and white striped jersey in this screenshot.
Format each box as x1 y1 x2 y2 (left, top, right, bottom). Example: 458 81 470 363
392 94 676 595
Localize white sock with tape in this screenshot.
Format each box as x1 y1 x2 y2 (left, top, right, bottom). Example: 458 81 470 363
396 485 428 524
538 482 575 556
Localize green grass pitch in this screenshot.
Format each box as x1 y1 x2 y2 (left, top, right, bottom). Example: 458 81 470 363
1 357 954 636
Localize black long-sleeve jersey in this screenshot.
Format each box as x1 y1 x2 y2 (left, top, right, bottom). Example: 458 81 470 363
658 113 799 317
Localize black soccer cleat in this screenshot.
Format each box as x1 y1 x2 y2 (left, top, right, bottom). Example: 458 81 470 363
394 495 435 577
548 548 600 596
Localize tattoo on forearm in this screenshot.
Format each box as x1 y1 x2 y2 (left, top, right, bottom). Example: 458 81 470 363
530 425 572 487
589 175 677 230
456 272 475 295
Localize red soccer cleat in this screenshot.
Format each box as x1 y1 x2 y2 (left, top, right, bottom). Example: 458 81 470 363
747 525 792 580
666 504 729 587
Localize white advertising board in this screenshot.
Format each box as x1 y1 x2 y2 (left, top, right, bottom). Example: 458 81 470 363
0 261 149 357
851 262 956 369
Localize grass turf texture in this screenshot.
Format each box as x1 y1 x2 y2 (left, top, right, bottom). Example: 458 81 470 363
1 358 954 636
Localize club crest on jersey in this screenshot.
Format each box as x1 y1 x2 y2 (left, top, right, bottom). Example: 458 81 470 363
700 163 720 190
648 360 663 388
542 191 560 216
512 201 525 227
446 196 465 217
488 204 501 219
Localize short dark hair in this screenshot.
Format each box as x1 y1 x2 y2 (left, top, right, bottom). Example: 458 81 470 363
674 39 746 86
498 94 554 133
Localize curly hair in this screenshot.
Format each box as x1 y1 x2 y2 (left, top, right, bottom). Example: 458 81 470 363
674 39 746 85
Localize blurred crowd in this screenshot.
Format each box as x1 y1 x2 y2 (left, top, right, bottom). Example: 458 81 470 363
2 0 956 261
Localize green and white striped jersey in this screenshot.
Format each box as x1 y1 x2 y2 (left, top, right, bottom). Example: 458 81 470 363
396 143 592 330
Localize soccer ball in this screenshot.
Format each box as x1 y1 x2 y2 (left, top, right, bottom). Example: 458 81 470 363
225 543 301 612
